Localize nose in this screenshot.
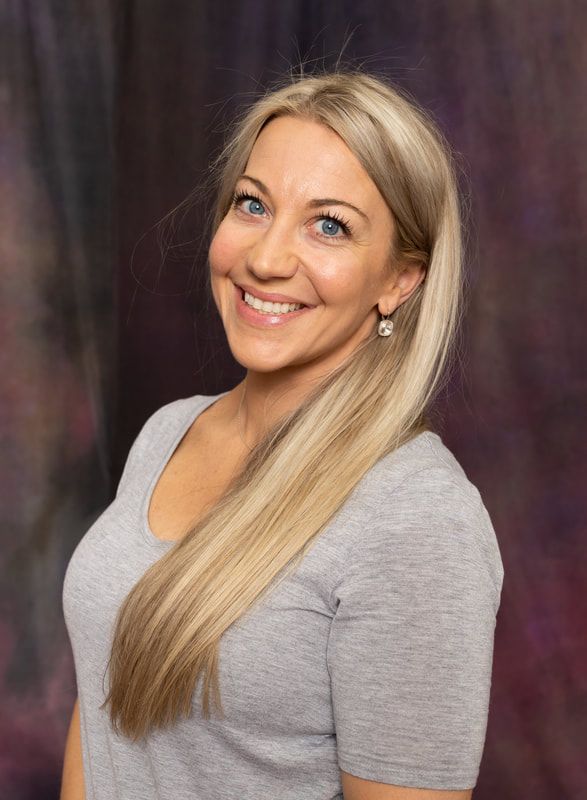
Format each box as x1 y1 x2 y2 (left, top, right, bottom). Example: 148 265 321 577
245 216 299 281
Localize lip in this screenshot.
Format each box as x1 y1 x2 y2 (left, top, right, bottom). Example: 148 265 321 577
234 283 315 327
235 282 315 308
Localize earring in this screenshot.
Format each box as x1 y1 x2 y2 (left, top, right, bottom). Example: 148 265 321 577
378 311 394 337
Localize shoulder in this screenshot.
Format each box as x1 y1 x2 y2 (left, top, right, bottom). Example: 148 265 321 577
114 394 215 497
121 396 196 462
347 431 505 609
359 430 490 525
130 392 227 449
138 394 204 436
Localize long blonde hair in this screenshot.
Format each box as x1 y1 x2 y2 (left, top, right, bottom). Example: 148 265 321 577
103 67 467 741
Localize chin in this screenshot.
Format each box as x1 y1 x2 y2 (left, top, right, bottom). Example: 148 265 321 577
226 339 299 375
232 355 292 374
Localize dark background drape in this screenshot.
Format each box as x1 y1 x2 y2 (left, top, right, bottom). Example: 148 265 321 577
2 1 585 797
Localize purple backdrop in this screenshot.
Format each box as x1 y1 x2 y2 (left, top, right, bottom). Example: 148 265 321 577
2 1 586 798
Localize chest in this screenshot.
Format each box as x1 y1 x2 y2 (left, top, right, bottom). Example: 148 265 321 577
147 436 247 542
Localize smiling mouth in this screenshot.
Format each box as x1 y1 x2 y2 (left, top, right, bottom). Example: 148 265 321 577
234 278 317 303
234 283 314 324
240 287 306 314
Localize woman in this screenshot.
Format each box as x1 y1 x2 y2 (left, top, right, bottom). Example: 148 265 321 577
61 69 505 800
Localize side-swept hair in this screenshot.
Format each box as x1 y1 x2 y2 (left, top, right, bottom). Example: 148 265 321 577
103 67 467 741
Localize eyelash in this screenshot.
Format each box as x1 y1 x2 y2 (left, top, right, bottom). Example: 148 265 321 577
230 190 354 238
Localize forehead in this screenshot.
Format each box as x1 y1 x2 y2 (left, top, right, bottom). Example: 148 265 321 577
244 115 383 208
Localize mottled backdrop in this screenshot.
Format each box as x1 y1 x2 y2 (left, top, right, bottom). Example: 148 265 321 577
1 1 585 798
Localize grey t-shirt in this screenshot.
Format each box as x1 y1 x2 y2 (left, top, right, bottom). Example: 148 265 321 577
62 391 505 799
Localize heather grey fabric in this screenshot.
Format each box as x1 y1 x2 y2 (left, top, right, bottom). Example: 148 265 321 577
62 391 505 799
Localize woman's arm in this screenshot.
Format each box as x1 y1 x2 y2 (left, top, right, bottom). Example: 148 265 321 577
341 770 472 799
59 696 85 800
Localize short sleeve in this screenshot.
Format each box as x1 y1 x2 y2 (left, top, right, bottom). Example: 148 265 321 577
327 467 504 791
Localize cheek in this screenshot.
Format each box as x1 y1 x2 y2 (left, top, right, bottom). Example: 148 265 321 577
208 221 240 277
315 258 369 308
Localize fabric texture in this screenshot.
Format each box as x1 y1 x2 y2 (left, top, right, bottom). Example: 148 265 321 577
62 391 505 799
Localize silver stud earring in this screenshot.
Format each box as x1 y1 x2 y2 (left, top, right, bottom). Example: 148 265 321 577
378 312 394 337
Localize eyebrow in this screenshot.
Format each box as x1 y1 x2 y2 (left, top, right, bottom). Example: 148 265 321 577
238 174 370 223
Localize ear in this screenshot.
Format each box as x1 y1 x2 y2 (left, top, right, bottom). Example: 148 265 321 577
377 261 426 315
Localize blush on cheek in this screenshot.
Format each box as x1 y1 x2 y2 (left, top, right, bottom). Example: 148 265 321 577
208 232 234 277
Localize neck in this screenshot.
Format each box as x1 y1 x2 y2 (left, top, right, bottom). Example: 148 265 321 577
231 369 322 449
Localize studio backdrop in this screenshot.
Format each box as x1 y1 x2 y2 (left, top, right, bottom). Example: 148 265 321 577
1 2 585 798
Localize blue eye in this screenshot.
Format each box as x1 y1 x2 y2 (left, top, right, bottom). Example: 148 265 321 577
315 212 352 239
232 190 265 216
231 189 353 240
246 199 265 215
320 219 342 236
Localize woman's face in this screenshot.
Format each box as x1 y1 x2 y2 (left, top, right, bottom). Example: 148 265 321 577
209 115 418 378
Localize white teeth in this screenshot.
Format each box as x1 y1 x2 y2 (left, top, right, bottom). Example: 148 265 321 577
243 291 303 314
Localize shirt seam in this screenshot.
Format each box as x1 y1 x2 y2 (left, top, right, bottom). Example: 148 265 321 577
337 462 487 593
326 463 441 615
326 461 502 678
325 462 470 679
